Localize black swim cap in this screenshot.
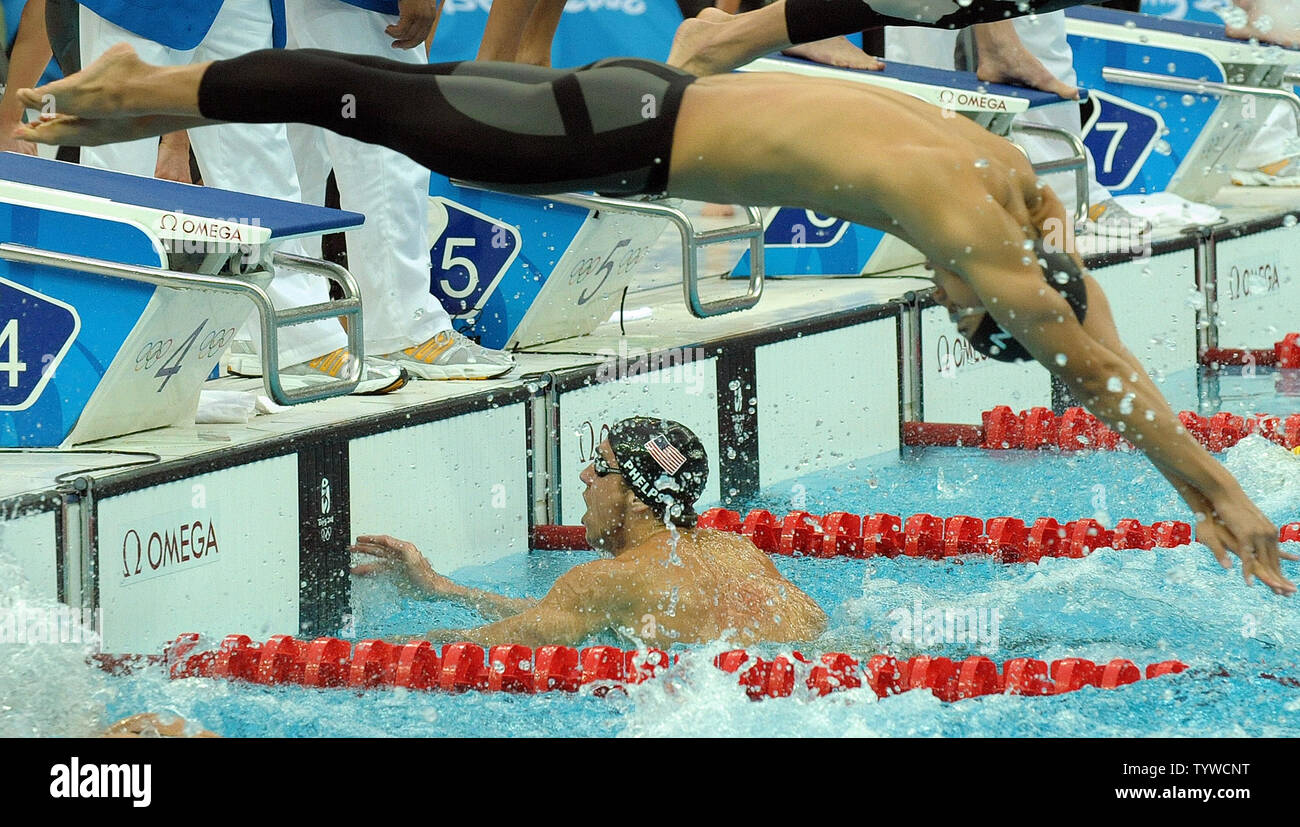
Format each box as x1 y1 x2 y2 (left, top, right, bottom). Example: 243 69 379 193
607 417 709 528
966 242 1089 363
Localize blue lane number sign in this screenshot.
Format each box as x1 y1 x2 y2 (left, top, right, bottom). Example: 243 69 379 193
0 276 80 412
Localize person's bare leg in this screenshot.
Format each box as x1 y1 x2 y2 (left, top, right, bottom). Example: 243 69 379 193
514 0 566 66
476 0 539 60
973 21 1077 99
668 2 794 75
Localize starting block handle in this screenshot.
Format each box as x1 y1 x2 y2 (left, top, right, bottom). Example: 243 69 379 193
541 192 765 318
1102 67 1300 122
1011 123 1090 225
263 251 365 405
1286 70 1300 85
0 243 364 406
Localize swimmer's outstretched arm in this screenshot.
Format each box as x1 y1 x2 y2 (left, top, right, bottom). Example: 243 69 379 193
397 559 637 649
350 535 537 621
919 182 1296 595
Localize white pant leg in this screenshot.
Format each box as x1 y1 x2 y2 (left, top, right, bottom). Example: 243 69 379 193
1237 99 1298 170
285 122 331 260
285 0 449 355
77 7 178 175
189 0 344 365
1009 13 1110 211
883 27 958 66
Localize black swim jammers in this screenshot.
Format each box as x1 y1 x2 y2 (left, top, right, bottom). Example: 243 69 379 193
197 49 696 197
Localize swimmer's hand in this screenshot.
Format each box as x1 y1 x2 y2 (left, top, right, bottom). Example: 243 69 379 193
350 534 451 595
1180 483 1297 596
389 0 439 50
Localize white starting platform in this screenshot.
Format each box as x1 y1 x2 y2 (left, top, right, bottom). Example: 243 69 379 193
1066 5 1300 200
0 153 370 450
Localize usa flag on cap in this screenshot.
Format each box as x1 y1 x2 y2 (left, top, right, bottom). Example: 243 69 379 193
645 435 686 474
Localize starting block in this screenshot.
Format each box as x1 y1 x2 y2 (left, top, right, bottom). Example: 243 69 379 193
1067 6 1300 200
426 178 765 350
0 153 366 447
731 55 1091 277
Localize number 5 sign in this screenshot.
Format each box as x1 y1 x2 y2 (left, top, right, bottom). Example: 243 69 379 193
427 197 521 322
0 276 80 411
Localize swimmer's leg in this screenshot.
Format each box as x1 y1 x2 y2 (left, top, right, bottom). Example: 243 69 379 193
669 0 1109 75
21 46 692 196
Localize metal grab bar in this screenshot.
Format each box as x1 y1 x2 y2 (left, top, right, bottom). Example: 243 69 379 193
0 243 364 405
1101 67 1300 121
1011 122 1091 225
450 181 765 318
542 192 764 318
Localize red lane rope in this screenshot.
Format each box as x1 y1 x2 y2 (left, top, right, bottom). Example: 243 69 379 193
1200 333 1300 368
152 633 1190 703
531 511 1300 559
905 406 1300 453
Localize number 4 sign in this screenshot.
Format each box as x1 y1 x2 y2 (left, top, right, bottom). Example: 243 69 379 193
0 276 80 412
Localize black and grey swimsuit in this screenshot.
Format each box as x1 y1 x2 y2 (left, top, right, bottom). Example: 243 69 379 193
198 50 696 197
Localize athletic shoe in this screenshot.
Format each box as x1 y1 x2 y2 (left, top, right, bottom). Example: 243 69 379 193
380 329 515 380
1231 156 1300 187
1079 198 1153 238
227 342 408 396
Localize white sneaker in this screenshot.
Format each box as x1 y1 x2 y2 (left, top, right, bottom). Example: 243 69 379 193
379 329 515 380
1079 198 1153 238
1231 156 1300 187
226 342 408 396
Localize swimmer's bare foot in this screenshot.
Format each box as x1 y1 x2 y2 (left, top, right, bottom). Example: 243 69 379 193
973 21 1078 99
668 9 731 75
701 203 737 217
1224 0 1300 48
781 37 884 71
14 111 208 147
17 43 144 118
19 42 205 125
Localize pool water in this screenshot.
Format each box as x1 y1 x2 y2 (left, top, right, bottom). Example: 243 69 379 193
5 368 1300 737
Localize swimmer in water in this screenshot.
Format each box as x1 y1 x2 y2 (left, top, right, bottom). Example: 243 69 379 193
16 45 1296 594
350 417 828 647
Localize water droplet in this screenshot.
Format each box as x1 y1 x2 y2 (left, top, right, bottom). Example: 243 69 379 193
973 158 990 169
1284 215 1298 227
1107 376 1123 392
1055 353 1068 366
1181 94 1196 106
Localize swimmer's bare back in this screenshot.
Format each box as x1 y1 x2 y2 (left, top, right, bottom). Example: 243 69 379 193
615 528 828 646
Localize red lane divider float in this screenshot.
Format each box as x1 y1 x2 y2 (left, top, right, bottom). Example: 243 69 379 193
531 511 1300 559
905 405 1300 453
1201 333 1300 368
160 633 1191 703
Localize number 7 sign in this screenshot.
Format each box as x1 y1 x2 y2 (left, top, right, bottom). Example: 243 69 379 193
0 276 80 412
1082 89 1166 192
